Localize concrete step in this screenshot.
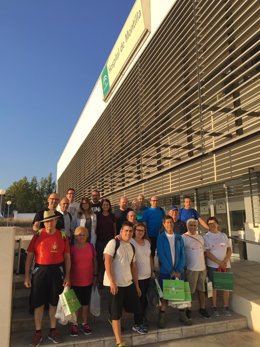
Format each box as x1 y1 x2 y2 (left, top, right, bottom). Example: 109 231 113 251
10 312 248 347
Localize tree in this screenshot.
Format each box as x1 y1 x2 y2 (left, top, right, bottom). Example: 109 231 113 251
5 174 56 213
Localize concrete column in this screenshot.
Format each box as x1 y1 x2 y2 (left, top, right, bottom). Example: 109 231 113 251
243 172 260 262
0 227 15 347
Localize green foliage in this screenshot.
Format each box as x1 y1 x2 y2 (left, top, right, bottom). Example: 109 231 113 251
5 173 56 213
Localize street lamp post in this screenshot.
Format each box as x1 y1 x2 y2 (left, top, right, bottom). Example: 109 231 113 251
0 189 6 217
6 200 12 226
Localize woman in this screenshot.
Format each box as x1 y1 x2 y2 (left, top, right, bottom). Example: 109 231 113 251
70 226 97 336
130 222 153 330
204 216 232 317
96 198 116 287
76 197 97 246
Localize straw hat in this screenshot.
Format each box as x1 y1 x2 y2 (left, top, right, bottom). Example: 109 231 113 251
40 210 59 223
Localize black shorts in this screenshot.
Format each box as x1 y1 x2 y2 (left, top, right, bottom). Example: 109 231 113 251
72 285 92 306
107 283 140 321
30 263 64 308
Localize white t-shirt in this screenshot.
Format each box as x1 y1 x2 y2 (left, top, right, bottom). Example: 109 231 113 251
103 239 135 287
182 233 206 271
165 233 175 266
131 239 151 280
204 231 231 268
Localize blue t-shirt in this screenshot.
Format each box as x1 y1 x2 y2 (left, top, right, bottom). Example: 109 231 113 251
136 205 148 222
178 208 200 223
143 207 165 237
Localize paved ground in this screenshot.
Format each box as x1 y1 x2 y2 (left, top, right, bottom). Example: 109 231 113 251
141 329 260 347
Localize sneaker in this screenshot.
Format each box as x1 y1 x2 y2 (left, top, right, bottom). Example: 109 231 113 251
30 331 43 347
69 324 79 337
199 308 211 318
212 307 220 317
223 307 232 317
81 323 92 335
116 343 126 347
47 329 62 344
179 310 192 325
157 310 166 329
132 324 147 334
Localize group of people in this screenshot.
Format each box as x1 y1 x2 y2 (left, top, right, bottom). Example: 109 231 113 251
24 189 232 347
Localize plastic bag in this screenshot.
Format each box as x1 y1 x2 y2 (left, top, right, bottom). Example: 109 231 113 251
55 287 78 325
90 286 100 317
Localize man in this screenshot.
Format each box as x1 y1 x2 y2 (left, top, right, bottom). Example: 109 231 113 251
143 196 164 265
168 205 186 235
182 219 210 319
178 196 208 230
90 190 102 215
135 194 147 222
157 216 190 328
204 216 232 317
33 193 64 231
24 210 71 347
65 188 80 219
103 221 146 347
114 197 132 234
127 210 137 225
58 197 75 238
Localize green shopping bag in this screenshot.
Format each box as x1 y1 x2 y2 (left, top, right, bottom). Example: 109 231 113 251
60 287 81 316
163 279 185 301
213 271 234 291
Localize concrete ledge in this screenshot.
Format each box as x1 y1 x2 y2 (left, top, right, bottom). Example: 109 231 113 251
231 293 260 332
0 227 15 347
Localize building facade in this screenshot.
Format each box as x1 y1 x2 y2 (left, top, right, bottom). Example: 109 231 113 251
57 0 260 260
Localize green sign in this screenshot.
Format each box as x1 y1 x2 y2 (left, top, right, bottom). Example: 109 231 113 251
101 65 110 98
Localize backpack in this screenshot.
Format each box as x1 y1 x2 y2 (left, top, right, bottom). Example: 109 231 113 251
36 228 67 240
113 239 135 263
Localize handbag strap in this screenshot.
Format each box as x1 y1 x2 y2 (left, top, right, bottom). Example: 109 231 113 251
185 233 204 247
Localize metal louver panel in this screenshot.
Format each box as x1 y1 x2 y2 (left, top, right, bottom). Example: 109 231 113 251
58 0 260 203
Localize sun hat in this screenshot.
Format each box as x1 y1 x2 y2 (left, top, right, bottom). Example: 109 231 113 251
40 210 59 223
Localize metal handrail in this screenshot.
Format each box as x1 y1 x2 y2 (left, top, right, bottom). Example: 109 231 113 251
229 235 260 246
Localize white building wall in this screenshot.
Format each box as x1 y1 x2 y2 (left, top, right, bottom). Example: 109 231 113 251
57 0 177 180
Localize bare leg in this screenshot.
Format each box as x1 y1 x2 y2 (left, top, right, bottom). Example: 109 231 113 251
34 305 44 330
49 305 57 329
81 305 88 323
212 289 217 307
198 290 206 309
112 319 122 345
160 298 167 312
223 290 230 307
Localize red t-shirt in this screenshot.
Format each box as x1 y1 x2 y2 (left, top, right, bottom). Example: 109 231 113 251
70 243 96 286
27 229 70 265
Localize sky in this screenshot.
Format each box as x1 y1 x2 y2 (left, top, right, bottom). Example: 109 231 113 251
0 0 134 190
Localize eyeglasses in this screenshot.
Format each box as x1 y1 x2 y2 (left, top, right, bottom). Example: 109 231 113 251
136 229 145 233
151 200 158 202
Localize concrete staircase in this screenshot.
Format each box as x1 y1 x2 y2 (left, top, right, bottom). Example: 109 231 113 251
11 274 249 347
